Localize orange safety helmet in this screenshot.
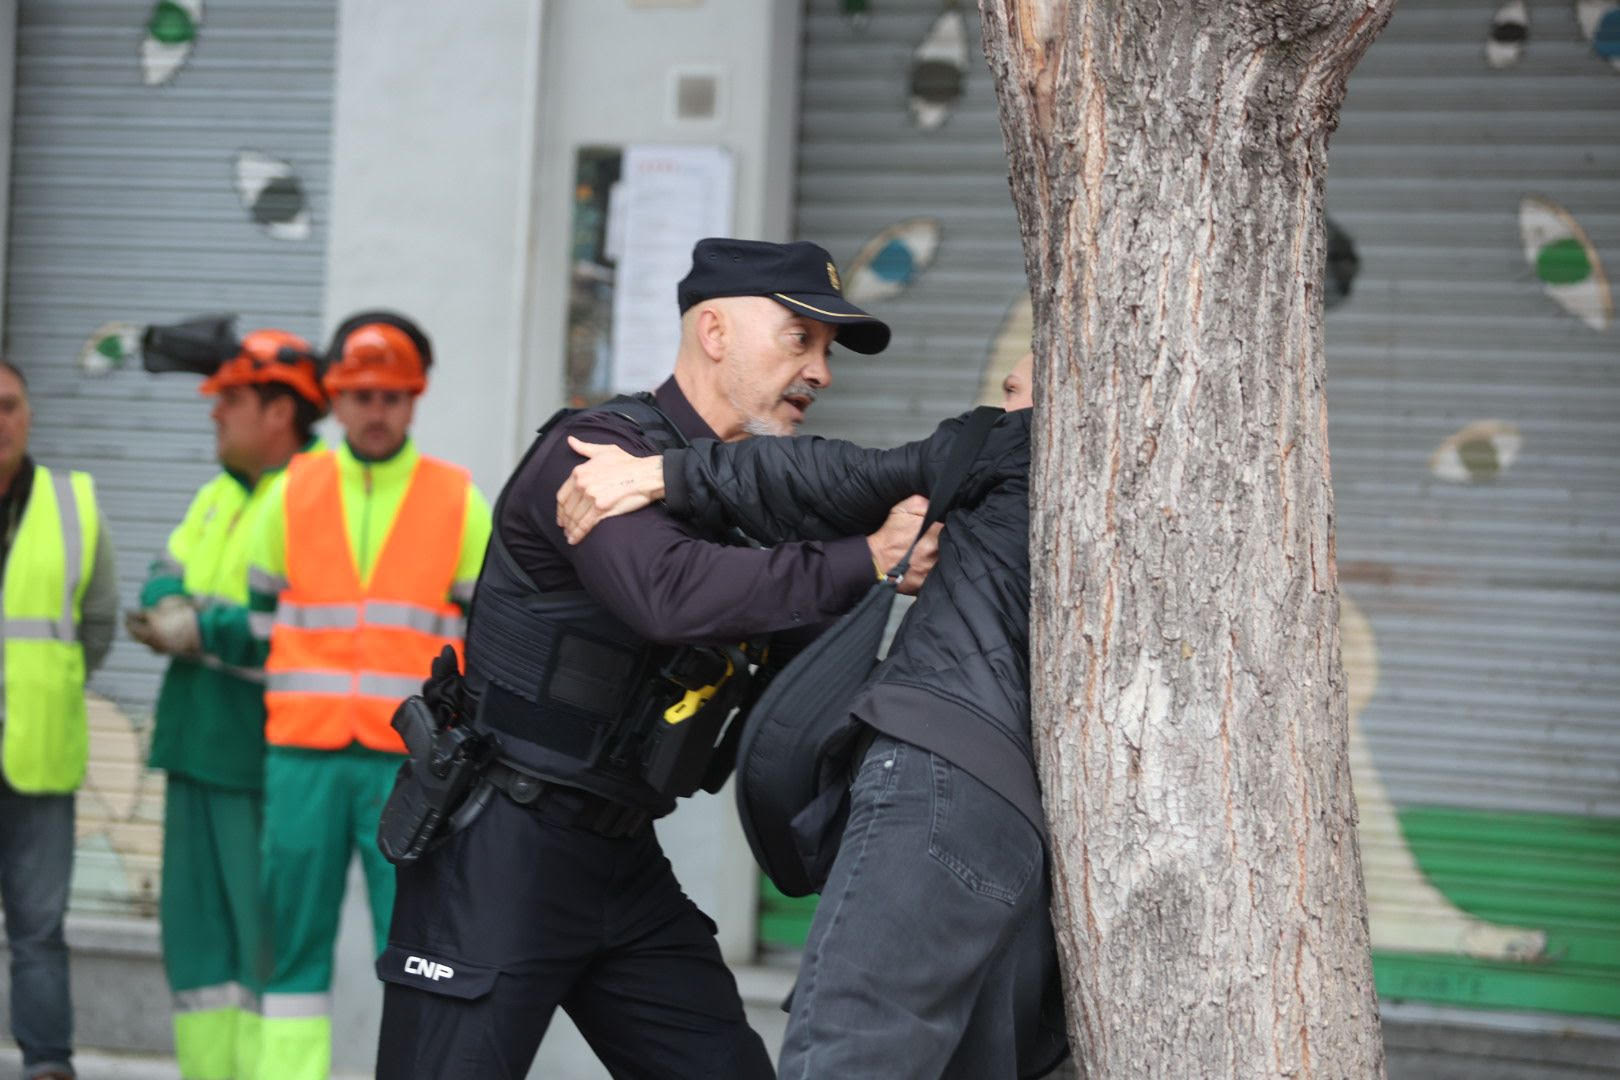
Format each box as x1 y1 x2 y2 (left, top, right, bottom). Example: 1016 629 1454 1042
198 328 329 414
322 311 432 396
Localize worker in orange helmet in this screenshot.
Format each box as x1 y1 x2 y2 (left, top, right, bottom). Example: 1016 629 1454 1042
128 316 329 1080
244 312 491 1080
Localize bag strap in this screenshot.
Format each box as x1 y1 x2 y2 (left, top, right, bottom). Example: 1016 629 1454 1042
606 392 693 453
887 405 1004 581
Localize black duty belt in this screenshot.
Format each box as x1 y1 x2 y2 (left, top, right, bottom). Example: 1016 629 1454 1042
484 761 652 839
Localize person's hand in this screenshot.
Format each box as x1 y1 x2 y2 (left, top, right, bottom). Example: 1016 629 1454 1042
126 595 201 656
866 496 943 596
556 437 666 545
124 610 158 650
898 520 943 596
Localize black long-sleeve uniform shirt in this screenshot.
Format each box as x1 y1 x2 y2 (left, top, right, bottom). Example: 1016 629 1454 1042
497 378 877 647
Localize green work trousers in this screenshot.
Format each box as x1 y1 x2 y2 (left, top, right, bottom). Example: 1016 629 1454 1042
160 775 266 1080
258 744 400 1080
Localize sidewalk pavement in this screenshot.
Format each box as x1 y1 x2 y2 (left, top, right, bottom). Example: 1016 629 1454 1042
0 964 796 1080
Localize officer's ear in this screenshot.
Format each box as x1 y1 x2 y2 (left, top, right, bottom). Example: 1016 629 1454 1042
693 303 729 364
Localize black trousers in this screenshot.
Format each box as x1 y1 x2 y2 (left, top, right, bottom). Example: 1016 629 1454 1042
375 789 774 1079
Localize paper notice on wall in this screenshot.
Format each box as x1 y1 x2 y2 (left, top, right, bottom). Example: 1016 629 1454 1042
608 144 735 394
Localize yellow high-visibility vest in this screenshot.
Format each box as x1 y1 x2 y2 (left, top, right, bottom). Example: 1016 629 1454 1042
2 465 100 793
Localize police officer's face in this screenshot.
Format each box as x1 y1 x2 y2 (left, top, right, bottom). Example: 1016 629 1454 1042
0 367 30 484
333 388 415 459
717 299 836 437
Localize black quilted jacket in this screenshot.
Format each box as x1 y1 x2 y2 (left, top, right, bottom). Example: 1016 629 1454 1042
662 408 1042 830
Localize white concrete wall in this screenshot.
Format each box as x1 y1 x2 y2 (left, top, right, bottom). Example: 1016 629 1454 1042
321 0 545 499
522 0 803 426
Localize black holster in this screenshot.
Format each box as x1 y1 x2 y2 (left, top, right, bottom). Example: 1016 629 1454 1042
640 644 757 798
377 695 496 866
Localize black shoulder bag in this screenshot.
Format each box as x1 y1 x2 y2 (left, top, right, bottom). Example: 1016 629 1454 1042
733 406 1004 898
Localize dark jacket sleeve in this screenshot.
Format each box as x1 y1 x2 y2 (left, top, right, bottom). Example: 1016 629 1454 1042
505 411 876 647
663 409 1031 544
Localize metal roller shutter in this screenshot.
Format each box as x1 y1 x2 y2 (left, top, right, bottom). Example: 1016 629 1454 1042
782 0 1620 1021
6 0 337 916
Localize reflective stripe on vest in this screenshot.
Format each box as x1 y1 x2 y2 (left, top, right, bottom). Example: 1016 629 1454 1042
2 467 97 793
272 599 465 639
264 452 468 752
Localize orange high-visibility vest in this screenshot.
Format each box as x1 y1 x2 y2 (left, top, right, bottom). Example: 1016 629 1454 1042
264 451 469 752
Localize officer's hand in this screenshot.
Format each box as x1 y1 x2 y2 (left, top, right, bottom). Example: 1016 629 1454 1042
867 496 941 595
556 437 665 545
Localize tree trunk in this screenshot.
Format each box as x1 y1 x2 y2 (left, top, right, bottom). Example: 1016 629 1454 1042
978 1 1395 1076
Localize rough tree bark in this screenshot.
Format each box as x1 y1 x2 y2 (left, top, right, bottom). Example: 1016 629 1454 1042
978 1 1396 1076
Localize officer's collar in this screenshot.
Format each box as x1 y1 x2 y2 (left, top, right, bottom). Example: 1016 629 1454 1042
654 378 719 444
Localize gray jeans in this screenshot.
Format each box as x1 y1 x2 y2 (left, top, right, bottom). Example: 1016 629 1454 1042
779 735 1047 1080
0 771 75 1079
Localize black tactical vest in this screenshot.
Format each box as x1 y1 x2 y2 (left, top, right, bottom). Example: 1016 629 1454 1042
462 394 706 818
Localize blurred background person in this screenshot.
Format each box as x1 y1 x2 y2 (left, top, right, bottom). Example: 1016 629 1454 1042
127 319 328 1080
0 357 118 1080
245 313 490 1080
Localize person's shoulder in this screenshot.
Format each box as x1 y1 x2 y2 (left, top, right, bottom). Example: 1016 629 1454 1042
187 470 236 502
538 401 664 462
984 410 1030 465
178 470 252 519
257 469 293 507
500 402 661 521
415 452 474 485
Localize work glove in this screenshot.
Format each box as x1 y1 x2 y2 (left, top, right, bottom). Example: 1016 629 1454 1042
125 595 202 657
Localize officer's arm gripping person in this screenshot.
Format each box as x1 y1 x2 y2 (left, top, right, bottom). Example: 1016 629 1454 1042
375 239 938 1080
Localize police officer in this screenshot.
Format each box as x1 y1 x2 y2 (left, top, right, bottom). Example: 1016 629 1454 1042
375 239 934 1078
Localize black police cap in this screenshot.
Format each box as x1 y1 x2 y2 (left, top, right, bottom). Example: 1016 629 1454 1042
676 238 891 355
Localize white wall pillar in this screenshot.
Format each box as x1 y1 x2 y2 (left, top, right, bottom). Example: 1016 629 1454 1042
320 6 545 1070
322 0 545 498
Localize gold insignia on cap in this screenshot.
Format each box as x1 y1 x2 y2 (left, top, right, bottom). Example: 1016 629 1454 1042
827 261 842 292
